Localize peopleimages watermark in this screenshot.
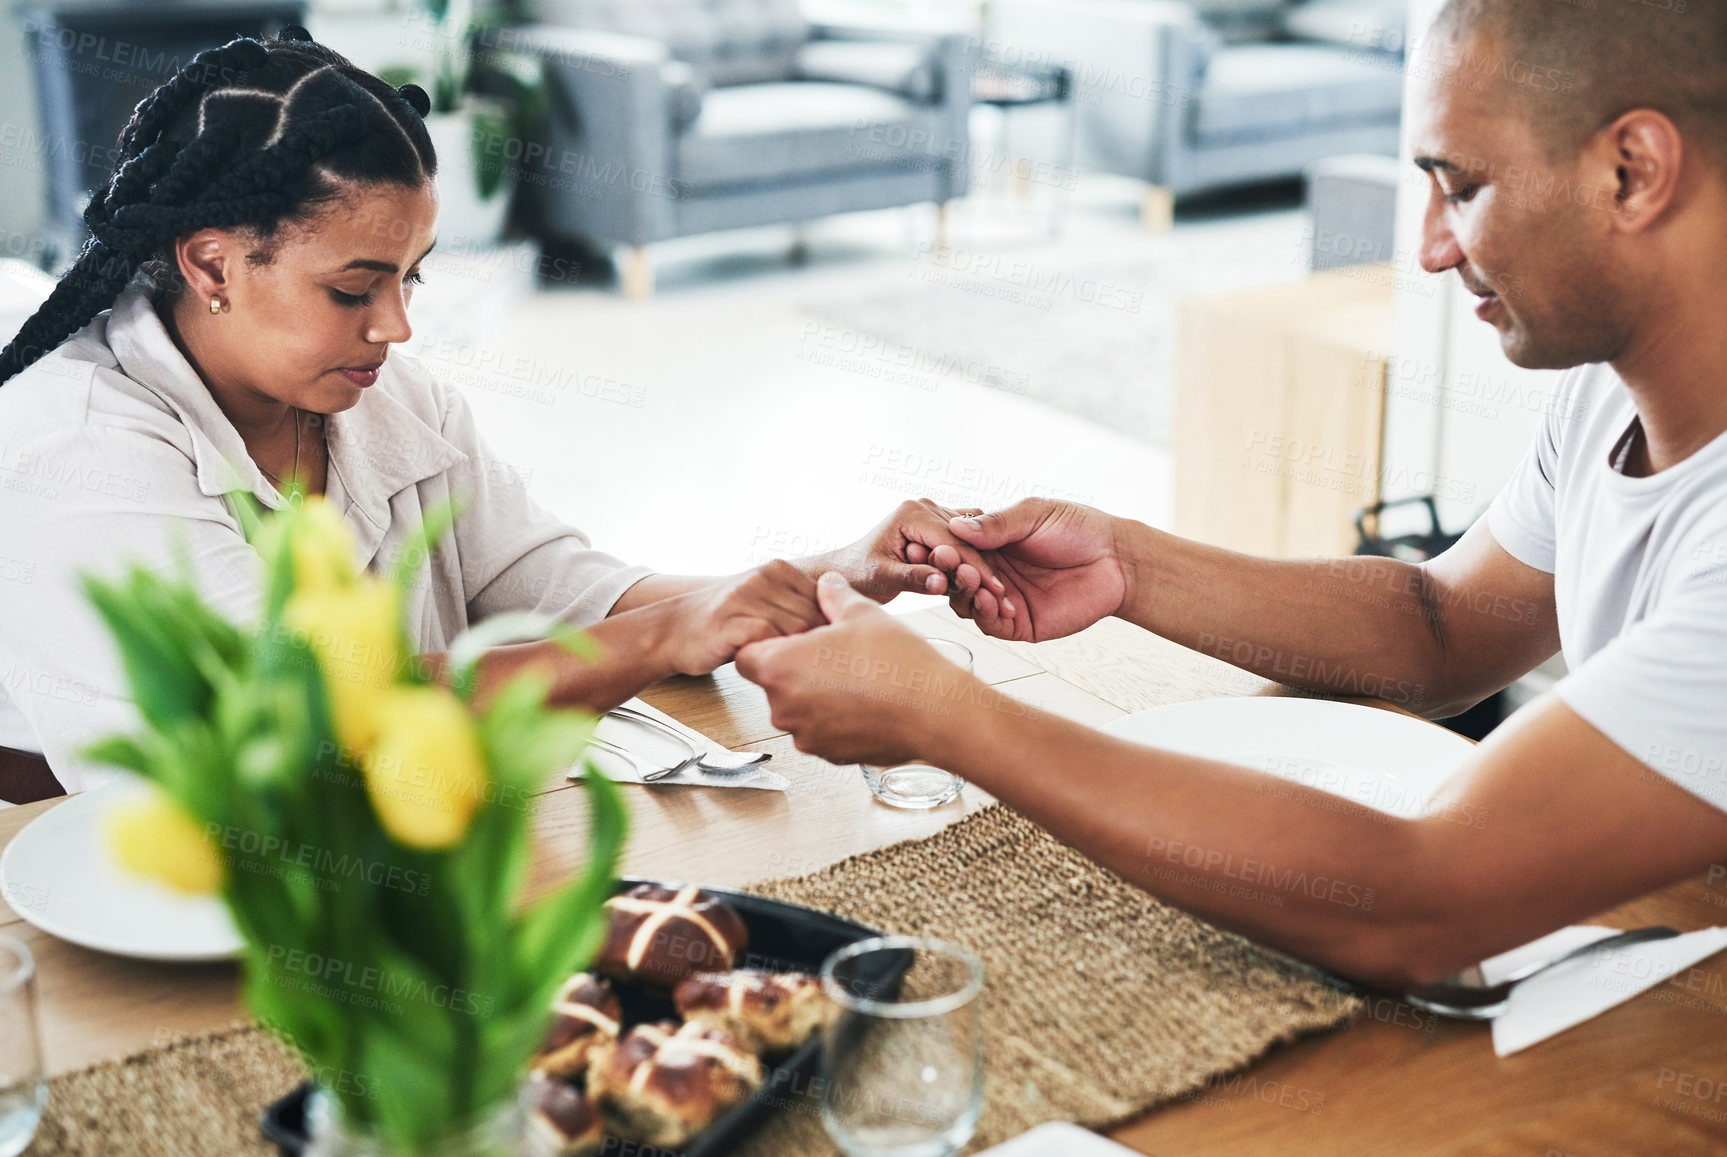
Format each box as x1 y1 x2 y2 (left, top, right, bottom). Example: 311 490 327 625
1252 756 1490 832
0 443 152 503
0 663 99 708
795 322 1031 396
1690 539 1727 587
405 338 647 410
1142 837 1378 911
859 444 1094 509
1176 1071 1328 1115
268 944 497 1019
204 823 432 897
907 242 1144 314
811 645 1040 722
1654 1068 1727 1125
1302 556 1544 629
1193 632 1427 709
312 739 539 817
1240 431 1479 507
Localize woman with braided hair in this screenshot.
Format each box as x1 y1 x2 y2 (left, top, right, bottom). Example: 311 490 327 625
0 29 1002 802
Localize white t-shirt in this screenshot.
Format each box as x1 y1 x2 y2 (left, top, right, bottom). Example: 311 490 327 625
1488 362 1727 811
0 286 652 796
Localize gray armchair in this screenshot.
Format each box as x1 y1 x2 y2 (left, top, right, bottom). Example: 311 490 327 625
505 0 973 296
988 0 1405 228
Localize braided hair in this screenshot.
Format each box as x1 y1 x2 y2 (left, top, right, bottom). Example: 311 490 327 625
0 27 439 385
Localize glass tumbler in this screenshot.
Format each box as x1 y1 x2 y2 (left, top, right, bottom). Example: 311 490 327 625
0 934 45 1157
861 639 973 810
820 936 985 1157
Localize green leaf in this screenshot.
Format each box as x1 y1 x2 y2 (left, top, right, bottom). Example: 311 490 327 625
470 107 512 201
445 613 595 703
80 735 156 780
82 570 212 729
516 766 626 984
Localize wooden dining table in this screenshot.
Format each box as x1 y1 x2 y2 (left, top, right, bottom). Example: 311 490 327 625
3 605 1725 1156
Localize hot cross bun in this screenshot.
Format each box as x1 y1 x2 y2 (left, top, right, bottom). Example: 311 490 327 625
595 884 749 990
532 973 623 1080
525 1072 605 1157
587 1019 763 1147
673 969 839 1054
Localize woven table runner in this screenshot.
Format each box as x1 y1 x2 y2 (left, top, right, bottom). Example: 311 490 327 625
31 804 1359 1155
33 1024 302 1156
736 804 1360 1153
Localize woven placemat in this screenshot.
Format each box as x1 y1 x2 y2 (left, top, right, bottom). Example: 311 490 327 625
734 804 1361 1154
33 1023 302 1156
29 805 1358 1155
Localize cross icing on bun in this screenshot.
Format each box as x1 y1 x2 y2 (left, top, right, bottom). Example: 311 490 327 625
595 884 748 989
674 969 839 1054
533 973 623 1080
588 1020 764 1147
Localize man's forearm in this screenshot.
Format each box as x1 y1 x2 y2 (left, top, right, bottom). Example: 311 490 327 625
1115 521 1446 713
918 687 1454 987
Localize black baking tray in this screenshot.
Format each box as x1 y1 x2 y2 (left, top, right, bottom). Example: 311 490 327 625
261 876 888 1156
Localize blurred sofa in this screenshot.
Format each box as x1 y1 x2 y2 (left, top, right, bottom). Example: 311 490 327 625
989 0 1407 226
502 0 974 296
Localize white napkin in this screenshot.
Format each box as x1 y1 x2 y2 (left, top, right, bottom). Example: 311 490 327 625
568 699 788 792
1486 924 1727 1056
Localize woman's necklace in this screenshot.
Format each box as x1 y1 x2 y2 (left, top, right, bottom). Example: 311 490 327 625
260 408 304 504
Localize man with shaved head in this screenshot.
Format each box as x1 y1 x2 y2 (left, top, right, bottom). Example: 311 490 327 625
738 0 1727 994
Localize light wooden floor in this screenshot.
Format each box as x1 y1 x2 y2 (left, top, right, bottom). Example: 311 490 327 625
408 184 1310 593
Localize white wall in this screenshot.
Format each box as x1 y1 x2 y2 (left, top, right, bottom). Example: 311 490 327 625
1387 0 1557 532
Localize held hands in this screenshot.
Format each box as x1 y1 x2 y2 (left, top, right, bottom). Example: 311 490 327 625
736 573 975 767
657 560 826 677
817 499 1013 608
930 499 1131 643
651 498 1126 679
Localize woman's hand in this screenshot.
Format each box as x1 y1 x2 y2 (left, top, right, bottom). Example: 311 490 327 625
736 573 979 766
808 499 1012 609
656 560 826 677
939 500 1131 643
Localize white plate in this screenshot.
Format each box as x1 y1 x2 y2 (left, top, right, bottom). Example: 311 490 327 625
978 1123 1141 1156
1102 697 1477 818
0 780 242 962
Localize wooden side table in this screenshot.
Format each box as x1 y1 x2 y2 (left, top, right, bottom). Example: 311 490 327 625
1173 268 1395 558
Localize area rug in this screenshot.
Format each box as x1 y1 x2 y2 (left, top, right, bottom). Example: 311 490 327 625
801 215 1309 445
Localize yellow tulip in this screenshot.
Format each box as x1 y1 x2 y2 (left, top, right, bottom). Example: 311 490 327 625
283 578 402 757
106 790 224 895
289 497 360 592
364 685 489 850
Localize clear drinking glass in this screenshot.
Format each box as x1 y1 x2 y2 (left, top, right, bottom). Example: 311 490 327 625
0 934 46 1157
819 936 985 1157
861 639 973 810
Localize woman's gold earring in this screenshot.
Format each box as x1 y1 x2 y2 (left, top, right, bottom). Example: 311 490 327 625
209 295 222 315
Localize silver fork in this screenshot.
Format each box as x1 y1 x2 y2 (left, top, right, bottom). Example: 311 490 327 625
606 705 770 774
1403 926 1679 1019
584 735 687 783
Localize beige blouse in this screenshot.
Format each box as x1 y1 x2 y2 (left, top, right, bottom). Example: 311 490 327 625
0 285 651 795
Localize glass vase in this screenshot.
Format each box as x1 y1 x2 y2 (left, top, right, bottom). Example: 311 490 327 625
304 1086 554 1157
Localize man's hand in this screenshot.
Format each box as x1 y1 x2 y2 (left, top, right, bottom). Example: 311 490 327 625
657 561 825 677
736 573 978 766
936 500 1131 643
808 499 1012 608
